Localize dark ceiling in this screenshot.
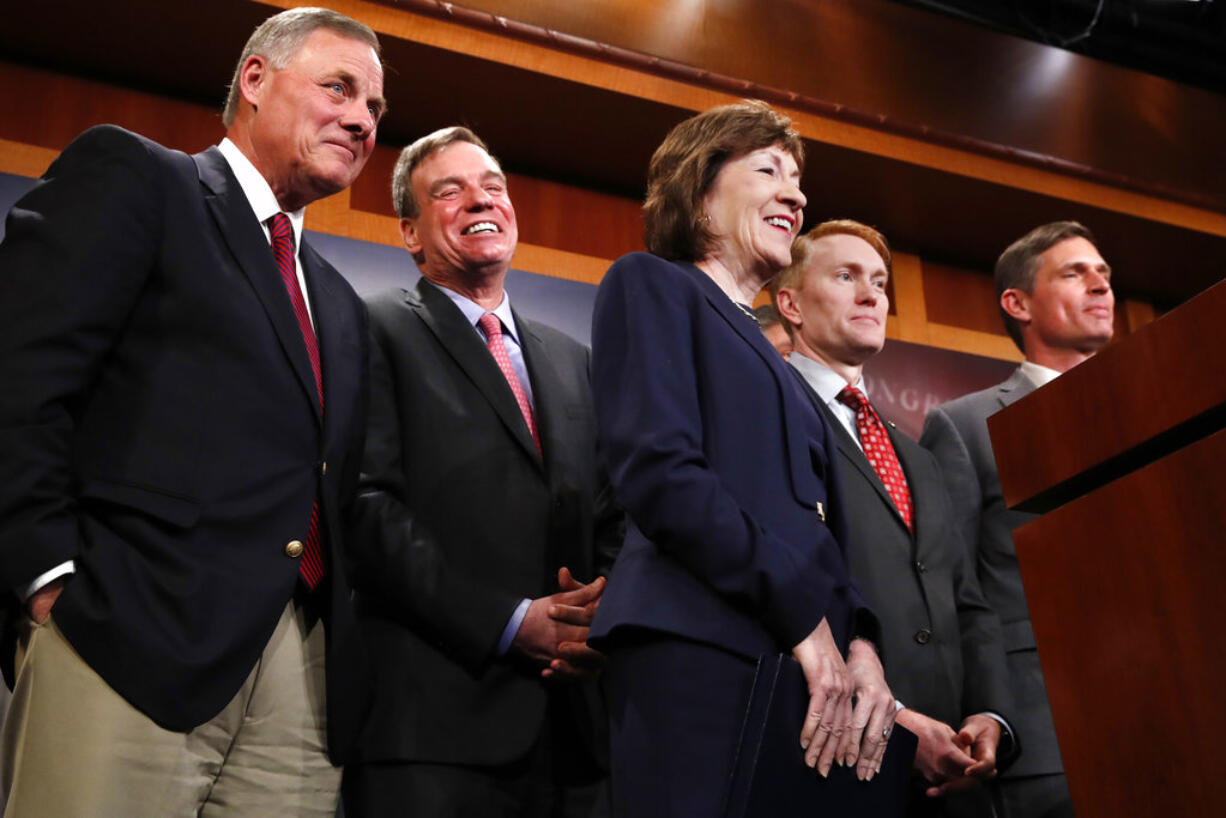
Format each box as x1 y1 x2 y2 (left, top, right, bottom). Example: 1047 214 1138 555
889 0 1225 95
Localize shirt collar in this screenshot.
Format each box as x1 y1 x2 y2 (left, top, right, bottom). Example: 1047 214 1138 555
435 284 522 345
1019 359 1061 389
789 351 862 405
217 138 304 251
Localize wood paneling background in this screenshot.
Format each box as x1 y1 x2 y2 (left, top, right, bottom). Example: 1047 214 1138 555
4 0 1215 361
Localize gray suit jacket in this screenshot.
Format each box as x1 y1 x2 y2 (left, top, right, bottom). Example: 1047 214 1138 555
920 367 1065 778
797 377 1012 735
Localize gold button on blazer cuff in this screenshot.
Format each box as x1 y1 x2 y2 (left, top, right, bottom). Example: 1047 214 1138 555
285 540 304 558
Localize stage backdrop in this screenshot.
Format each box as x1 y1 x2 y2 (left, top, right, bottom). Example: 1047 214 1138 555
1 170 1014 437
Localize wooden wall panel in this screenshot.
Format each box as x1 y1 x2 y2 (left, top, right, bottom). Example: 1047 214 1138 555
506 174 643 261
276 0 1226 244
425 0 1226 212
921 260 1001 337
0 61 222 156
0 45 1150 365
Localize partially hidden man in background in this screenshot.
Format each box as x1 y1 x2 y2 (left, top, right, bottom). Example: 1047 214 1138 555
773 220 1017 817
0 7 384 816
921 221 1115 818
342 126 623 818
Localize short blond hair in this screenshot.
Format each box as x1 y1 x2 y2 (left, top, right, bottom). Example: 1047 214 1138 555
771 219 891 296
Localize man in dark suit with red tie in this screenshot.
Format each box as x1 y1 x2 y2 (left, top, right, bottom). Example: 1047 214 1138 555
773 220 1015 817
342 127 622 817
0 8 384 815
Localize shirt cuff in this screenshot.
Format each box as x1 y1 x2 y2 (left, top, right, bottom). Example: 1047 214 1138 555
496 598 532 656
19 561 75 602
980 711 1016 753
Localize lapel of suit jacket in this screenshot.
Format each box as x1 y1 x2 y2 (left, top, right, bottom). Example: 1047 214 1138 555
995 366 1036 411
515 311 564 474
411 279 543 468
681 263 826 505
194 147 321 426
891 428 943 550
810 388 912 538
301 240 353 445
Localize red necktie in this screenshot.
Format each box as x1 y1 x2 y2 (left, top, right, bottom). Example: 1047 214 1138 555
837 385 913 531
268 213 325 589
478 312 540 452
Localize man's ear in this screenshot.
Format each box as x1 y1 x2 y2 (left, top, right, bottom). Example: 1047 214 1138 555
1000 288 1032 324
238 55 270 112
399 217 423 257
775 287 802 331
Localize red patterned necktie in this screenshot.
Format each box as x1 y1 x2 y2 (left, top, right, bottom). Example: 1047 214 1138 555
268 212 325 589
478 312 540 453
837 385 913 531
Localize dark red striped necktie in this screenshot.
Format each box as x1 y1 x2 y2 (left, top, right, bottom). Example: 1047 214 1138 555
268 212 325 589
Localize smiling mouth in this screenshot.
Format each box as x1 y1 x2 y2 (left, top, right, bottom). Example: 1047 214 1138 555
462 222 499 235
764 216 793 232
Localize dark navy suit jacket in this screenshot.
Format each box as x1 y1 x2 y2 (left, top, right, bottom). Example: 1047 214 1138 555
589 253 871 659
0 126 370 763
347 280 621 767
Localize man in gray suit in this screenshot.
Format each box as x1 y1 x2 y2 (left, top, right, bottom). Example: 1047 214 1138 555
920 221 1114 818
774 220 1014 817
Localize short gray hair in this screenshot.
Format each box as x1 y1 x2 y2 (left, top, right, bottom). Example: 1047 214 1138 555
995 221 1096 352
391 126 493 219
222 7 380 128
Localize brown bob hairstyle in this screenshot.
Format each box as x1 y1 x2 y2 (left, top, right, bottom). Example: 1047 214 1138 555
643 100 804 262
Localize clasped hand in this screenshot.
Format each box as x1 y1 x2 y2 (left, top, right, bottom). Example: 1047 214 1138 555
898 709 1000 797
792 620 896 781
511 567 607 680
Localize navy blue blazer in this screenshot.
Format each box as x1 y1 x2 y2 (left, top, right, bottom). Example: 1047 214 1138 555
589 253 870 658
0 126 370 762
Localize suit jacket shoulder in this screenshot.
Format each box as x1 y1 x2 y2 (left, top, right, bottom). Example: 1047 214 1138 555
932 367 1033 429
589 252 865 659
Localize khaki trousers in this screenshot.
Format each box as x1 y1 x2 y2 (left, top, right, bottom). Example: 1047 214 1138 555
0 600 340 817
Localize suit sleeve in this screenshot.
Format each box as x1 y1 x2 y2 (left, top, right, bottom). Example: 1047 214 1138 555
336 299 371 543
585 348 625 579
920 406 984 572
592 256 841 649
933 476 1013 724
347 323 524 673
954 532 1021 768
0 126 162 594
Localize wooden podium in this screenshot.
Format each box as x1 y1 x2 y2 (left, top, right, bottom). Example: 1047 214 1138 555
988 279 1226 817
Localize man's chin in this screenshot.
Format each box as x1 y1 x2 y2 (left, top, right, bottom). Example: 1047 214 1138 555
307 162 362 198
